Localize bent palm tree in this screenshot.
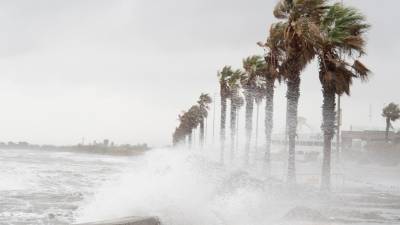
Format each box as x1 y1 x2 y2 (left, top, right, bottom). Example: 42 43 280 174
198 93 212 148
242 55 265 164
173 108 198 148
382 103 400 142
218 66 233 163
258 24 283 168
187 105 203 148
173 112 190 146
227 69 244 160
272 0 325 183
310 3 370 190
253 77 266 154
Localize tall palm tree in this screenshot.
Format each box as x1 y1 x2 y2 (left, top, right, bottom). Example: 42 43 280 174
258 24 283 168
242 55 265 164
235 87 245 153
314 3 370 190
173 113 188 146
198 93 212 148
382 103 400 142
253 77 266 153
173 110 194 147
227 69 244 160
187 105 203 148
179 111 191 146
272 0 325 183
218 66 233 162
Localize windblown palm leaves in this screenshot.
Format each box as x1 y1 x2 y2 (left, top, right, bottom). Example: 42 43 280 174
272 0 328 78
317 3 370 95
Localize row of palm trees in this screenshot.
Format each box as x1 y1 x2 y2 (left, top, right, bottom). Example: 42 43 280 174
218 58 275 165
172 0 370 190
217 0 370 190
172 94 212 148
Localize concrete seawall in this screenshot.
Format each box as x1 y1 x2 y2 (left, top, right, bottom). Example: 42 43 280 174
74 216 160 225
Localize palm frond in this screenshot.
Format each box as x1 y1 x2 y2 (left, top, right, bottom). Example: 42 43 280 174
321 3 370 55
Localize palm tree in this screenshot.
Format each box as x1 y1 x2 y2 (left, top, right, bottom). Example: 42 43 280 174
315 3 370 190
382 103 400 142
235 87 245 154
253 78 266 153
173 121 187 146
258 24 283 168
227 69 244 160
271 0 325 183
198 93 212 148
242 55 265 164
187 105 203 148
173 110 193 147
218 66 233 162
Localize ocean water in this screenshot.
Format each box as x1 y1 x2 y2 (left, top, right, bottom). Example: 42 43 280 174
1 147 400 225
0 148 134 225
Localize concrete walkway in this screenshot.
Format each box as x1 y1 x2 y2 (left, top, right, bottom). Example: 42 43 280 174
74 216 160 225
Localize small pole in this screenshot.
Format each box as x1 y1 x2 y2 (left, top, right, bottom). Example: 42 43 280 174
205 117 208 146
212 93 216 145
336 95 341 160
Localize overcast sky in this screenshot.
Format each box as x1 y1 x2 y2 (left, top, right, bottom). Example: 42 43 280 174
0 0 398 146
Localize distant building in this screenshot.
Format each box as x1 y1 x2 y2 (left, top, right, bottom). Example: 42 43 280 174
103 139 109 147
341 130 400 149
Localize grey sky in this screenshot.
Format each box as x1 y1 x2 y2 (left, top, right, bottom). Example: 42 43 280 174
0 0 398 146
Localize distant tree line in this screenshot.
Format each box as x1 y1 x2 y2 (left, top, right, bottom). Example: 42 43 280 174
0 140 150 155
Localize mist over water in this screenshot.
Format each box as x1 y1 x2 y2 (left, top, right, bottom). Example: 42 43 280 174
1 147 400 225
76 148 290 225
75 147 400 225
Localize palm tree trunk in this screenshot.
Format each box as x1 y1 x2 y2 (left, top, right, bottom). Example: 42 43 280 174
244 90 254 164
220 96 227 163
230 99 237 160
236 108 240 151
286 76 300 184
255 103 260 153
200 118 205 148
265 77 274 169
321 87 336 190
193 128 196 147
385 118 390 142
188 130 193 149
